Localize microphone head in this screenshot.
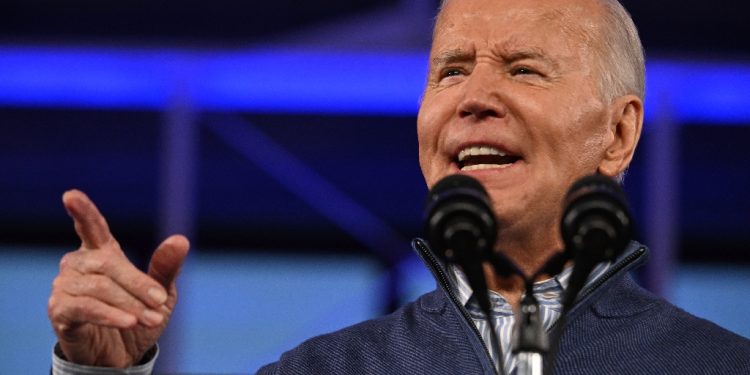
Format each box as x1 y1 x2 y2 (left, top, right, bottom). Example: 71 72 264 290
424 174 497 263
561 174 633 263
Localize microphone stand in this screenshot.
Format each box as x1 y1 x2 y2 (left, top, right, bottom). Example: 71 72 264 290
485 251 570 375
425 173 631 375
513 286 547 375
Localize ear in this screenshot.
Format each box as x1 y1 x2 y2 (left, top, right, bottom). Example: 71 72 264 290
598 95 644 178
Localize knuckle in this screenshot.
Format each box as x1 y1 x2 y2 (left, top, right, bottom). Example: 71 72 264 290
67 300 85 317
59 252 77 271
127 274 147 290
107 237 122 250
47 295 57 313
117 293 142 312
81 255 107 274
47 295 65 320
86 275 108 294
51 275 64 291
68 276 83 294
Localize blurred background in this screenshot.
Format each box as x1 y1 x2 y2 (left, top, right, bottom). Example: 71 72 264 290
1 0 749 373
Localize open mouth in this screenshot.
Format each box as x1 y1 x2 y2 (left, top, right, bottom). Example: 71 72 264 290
457 145 522 171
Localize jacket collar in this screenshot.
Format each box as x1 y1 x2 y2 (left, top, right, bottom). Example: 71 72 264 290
411 238 650 315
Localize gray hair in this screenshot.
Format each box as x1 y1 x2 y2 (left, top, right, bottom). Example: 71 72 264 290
597 0 645 102
436 0 646 103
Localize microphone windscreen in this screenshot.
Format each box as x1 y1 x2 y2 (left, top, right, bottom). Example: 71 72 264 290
424 174 496 263
561 174 633 262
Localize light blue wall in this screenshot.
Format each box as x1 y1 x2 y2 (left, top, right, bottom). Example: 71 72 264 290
671 265 750 339
0 250 60 374
172 252 383 373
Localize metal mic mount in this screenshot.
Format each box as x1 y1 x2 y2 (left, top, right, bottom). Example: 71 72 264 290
486 251 568 375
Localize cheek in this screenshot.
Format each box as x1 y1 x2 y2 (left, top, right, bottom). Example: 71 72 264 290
560 114 611 171
417 101 442 185
417 93 443 142
581 129 610 159
530 102 610 182
577 101 612 160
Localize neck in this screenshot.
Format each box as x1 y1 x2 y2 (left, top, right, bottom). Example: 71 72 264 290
483 228 565 310
482 263 526 309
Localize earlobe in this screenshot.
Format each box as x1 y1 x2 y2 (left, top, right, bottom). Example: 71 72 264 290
598 95 644 177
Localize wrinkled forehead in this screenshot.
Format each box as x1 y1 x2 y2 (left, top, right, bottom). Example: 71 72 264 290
433 0 602 48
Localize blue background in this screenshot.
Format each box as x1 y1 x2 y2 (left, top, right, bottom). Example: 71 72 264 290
1 1 749 373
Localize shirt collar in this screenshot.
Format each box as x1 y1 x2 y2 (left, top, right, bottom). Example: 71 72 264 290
448 261 612 312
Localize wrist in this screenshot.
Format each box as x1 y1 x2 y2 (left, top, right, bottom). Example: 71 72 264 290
52 343 158 374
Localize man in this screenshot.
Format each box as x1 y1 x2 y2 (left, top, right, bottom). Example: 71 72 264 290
48 0 750 374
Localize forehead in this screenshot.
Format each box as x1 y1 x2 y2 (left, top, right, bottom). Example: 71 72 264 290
434 0 601 52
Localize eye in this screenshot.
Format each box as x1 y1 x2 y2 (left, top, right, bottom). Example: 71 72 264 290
439 68 464 79
511 66 536 76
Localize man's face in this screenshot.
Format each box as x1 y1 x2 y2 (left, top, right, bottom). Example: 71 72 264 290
418 0 617 248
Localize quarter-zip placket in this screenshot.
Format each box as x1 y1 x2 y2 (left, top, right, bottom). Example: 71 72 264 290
551 245 647 331
544 244 648 374
414 238 503 375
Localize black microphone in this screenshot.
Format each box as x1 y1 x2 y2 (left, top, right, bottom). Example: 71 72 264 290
424 174 497 322
545 174 635 375
425 174 497 267
560 174 633 310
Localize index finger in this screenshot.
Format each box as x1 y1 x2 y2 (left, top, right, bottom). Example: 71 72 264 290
62 189 115 250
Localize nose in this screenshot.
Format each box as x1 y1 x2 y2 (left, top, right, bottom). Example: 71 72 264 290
457 65 506 121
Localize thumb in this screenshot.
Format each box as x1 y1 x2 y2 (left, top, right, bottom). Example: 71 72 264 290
148 235 190 289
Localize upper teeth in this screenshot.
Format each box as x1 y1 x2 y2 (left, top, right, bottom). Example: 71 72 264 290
458 146 506 162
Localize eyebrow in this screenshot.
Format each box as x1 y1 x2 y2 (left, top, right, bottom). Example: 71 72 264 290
431 46 559 70
500 45 558 68
505 49 548 62
500 48 557 66
431 49 475 67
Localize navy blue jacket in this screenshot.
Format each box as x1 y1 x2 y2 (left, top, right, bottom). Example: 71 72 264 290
257 240 750 374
